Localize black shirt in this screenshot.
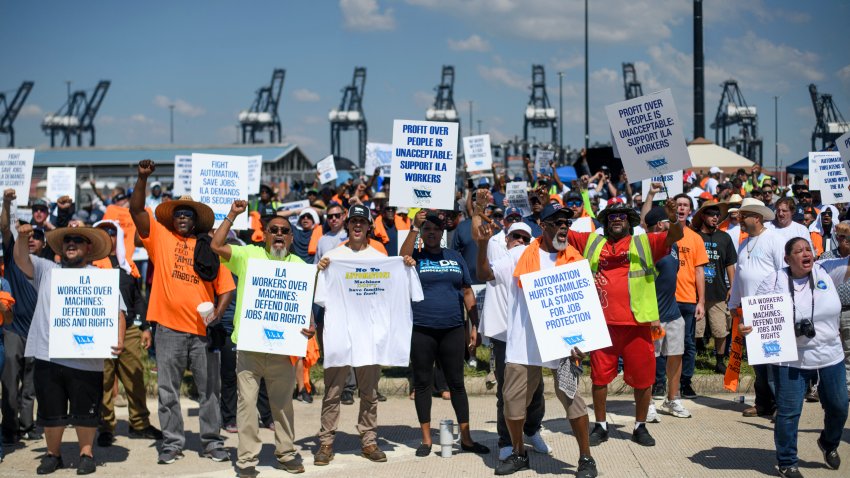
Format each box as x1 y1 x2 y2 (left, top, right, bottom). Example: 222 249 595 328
697 229 738 302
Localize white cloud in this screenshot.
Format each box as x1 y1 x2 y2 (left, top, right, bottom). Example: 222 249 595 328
293 88 321 102
447 34 489 52
19 104 43 118
153 95 206 118
284 133 318 149
838 65 850 84
590 68 618 84
303 115 324 125
340 0 395 31
129 114 154 125
551 55 583 72
413 90 433 108
477 65 527 90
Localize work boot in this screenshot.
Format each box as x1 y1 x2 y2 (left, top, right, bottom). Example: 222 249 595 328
313 444 334 466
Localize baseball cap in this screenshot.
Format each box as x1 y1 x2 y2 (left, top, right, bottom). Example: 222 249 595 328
564 190 582 202
506 222 532 237
699 191 714 200
347 204 372 223
709 166 722 175
31 226 46 240
644 206 669 228
31 199 49 210
150 181 162 189
504 207 523 218
539 203 574 222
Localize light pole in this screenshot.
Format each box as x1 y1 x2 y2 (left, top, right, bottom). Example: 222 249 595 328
477 119 482 135
65 81 71 103
584 0 589 150
468 100 473 138
169 104 175 144
774 95 779 184
558 71 564 159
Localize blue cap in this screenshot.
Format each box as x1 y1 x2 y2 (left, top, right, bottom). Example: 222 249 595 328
539 203 574 222
477 178 490 188
504 207 523 218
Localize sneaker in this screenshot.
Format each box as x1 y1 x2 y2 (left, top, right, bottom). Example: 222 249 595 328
376 391 387 402
23 430 43 441
157 449 184 464
631 424 655 447
361 444 387 462
76 454 96 475
415 443 432 457
275 456 305 474
203 447 230 462
660 399 692 418
576 455 598 478
128 425 163 440
588 423 608 446
778 465 804 478
314 444 334 466
805 386 819 403
714 361 727 375
525 432 552 454
37 453 64 475
498 446 513 461
818 437 841 470
486 372 497 390
680 384 698 399
96 431 114 447
299 389 314 404
341 390 355 405
238 466 259 478
224 423 238 434
646 402 661 423
495 452 530 475
651 383 666 399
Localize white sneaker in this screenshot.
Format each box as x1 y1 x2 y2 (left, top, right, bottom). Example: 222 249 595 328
524 432 553 455
646 402 661 423
498 445 513 461
661 398 692 418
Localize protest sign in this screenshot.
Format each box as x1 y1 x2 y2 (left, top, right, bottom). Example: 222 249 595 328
808 152 849 205
741 293 798 365
0 149 34 201
172 155 192 196
365 142 393 176
506 181 532 217
610 127 620 158
534 150 555 175
389 119 458 210
519 260 611 362
837 131 850 180
606 89 691 182
463 134 492 172
191 153 249 230
641 170 684 202
317 155 337 185
247 155 262 194
49 268 120 359
46 167 77 203
236 259 317 356
277 199 310 212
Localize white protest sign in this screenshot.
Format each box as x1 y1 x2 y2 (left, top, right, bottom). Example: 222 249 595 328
191 153 249 230
366 142 393 175
49 268 120 359
172 155 192 196
463 134 492 172
610 127 620 158
535 149 555 175
317 155 338 185
808 152 849 205
277 199 310 212
389 119 458 210
837 131 850 180
0 149 34 201
606 89 691 182
741 293 798 365
519 260 612 362
506 181 532 217
641 170 684 202
247 155 263 194
46 167 77 203
236 259 317 356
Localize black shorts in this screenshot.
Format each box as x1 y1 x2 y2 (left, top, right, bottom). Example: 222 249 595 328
34 359 103 427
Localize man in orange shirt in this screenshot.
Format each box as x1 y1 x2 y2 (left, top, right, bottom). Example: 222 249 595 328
130 160 235 466
102 191 141 279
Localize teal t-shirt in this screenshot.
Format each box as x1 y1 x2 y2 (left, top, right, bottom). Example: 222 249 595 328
223 244 305 343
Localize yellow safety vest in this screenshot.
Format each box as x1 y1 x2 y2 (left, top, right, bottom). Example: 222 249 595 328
583 233 659 323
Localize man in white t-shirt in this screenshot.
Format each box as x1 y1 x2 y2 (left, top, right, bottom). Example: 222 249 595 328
704 167 722 196
728 198 785 418
767 197 813 250
487 207 530 262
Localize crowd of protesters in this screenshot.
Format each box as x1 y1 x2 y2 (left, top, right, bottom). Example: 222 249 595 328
0 152 846 478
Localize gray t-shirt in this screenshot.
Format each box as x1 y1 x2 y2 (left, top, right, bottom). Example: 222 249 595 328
314 229 348 264
24 255 127 372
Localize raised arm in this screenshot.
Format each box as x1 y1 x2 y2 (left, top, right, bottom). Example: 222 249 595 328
1 188 16 245
211 200 248 262
550 160 565 192
130 160 155 238
13 224 34 279
640 182 661 229
475 221 495 282
399 210 425 257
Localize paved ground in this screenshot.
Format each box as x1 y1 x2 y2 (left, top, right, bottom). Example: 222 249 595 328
1 392 848 477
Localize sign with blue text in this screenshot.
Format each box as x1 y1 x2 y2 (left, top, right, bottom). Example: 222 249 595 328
463 134 492 171
317 155 338 185
0 149 34 201
389 119 458 210
605 89 691 183
808 152 849 205
49 269 120 359
741 293 798 365
641 170 684 202
837 131 850 180
172 155 192 196
366 142 393 176
519 260 611 362
236 259 317 356
46 167 77 203
191 153 249 230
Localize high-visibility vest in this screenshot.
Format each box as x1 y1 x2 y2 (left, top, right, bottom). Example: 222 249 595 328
583 233 659 323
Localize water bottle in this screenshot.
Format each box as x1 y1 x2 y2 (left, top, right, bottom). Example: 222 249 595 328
439 419 459 458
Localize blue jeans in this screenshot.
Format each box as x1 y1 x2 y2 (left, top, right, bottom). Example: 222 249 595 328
678 303 696 386
0 333 4 459
772 362 848 467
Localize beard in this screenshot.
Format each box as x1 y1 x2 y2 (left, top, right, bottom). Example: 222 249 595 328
269 245 289 259
61 255 86 268
551 236 568 251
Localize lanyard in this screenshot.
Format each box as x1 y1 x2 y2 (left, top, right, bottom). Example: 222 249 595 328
786 268 815 325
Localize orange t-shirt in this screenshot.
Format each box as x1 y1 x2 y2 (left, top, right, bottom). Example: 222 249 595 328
141 209 236 336
675 227 709 304
102 204 141 278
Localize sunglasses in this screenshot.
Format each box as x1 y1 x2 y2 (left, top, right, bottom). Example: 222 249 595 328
383 207 397 212
505 215 522 223
173 209 195 219
492 214 504 221
510 233 531 244
702 210 721 217
267 226 291 235
565 200 582 207
327 213 343 220
545 219 571 228
529 197 541 205
63 235 90 245
32 207 49 214
607 213 628 222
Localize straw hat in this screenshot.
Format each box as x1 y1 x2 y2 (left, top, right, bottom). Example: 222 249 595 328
46 226 112 262
737 198 775 221
154 195 215 234
691 200 731 230
597 203 640 228
725 193 743 212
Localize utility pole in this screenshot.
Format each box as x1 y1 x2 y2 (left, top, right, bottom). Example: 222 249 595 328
584 0 589 150
477 119 482 135
468 100 473 138
558 71 564 159
774 95 779 184
169 104 175 144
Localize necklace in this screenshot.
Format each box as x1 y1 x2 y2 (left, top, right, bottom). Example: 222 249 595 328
745 233 762 256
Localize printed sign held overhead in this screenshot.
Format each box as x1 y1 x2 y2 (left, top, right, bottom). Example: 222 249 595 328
0 149 35 201
534 150 555 175
247 155 263 194
808 152 849 205
641 170 684 202
837 131 850 180
389 119 458 210
317 155 338 185
46 167 77 203
172 155 192 196
365 142 393 176
506 181 532 217
191 153 249 230
463 134 492 172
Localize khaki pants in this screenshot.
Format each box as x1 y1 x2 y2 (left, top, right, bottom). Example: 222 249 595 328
503 363 587 421
236 351 297 468
318 365 381 447
100 325 151 433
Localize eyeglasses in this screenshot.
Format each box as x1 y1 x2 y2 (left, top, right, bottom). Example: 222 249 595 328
545 219 570 228
173 209 195 219
505 215 522 223
510 233 531 244
63 235 90 244
565 200 582 207
267 226 291 235
702 210 721 217
492 214 504 221
327 213 343 220
383 207 397 212
607 213 628 222
32 207 48 214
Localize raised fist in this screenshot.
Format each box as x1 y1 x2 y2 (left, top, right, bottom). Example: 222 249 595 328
138 159 156 177
230 200 248 216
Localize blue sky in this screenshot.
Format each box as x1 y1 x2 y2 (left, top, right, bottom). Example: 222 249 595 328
3 0 848 171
